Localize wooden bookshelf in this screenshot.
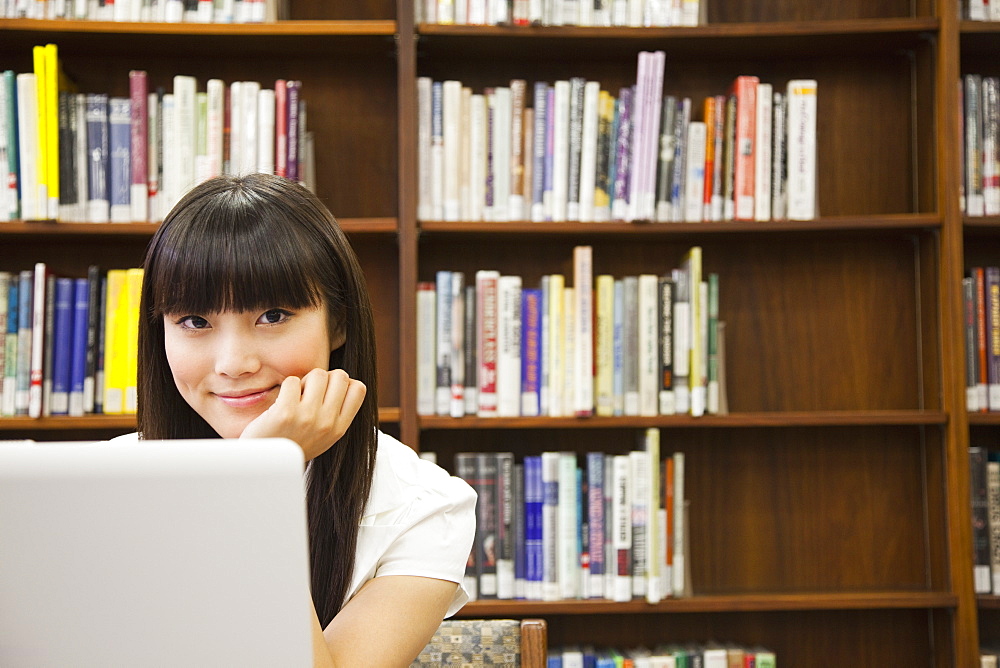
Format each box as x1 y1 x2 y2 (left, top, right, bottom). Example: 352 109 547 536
0 0 991 662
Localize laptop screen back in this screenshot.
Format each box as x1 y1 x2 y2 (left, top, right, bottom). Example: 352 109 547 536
0 438 312 668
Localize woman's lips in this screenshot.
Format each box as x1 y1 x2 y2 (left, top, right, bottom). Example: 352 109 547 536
214 387 275 408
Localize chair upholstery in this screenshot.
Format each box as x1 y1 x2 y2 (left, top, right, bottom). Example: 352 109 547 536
409 618 547 668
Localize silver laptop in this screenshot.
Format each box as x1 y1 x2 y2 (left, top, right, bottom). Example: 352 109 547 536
0 438 312 668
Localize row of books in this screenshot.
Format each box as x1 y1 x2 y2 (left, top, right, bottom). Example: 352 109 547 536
985 650 1000 668
547 644 777 668
0 264 142 418
417 53 818 224
415 0 702 27
0 44 313 224
970 446 1000 595
962 74 1000 217
962 267 1000 412
1 0 287 22
417 246 725 419
444 428 688 603
966 0 1000 21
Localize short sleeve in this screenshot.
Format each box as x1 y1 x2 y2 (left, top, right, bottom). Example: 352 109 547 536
351 433 477 618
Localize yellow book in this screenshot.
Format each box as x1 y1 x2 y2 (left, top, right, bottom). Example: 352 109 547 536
594 274 615 417
547 273 564 417
123 268 143 414
682 246 704 416
43 44 60 220
32 46 48 218
102 269 127 414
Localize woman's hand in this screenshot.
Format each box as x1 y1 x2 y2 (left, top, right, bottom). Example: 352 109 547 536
240 368 366 461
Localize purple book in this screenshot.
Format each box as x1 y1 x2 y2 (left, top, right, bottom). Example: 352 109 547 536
286 80 300 182
611 86 634 220
49 277 74 416
523 455 543 600
520 287 542 417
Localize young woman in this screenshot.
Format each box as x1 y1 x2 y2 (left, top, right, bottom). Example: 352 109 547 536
131 173 476 666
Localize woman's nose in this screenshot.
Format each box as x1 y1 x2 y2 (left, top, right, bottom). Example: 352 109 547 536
213 334 262 377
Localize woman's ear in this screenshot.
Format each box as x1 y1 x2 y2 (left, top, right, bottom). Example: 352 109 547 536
329 322 346 352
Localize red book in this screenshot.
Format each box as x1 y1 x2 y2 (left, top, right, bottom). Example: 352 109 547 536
729 75 759 221
128 70 148 222
274 79 287 178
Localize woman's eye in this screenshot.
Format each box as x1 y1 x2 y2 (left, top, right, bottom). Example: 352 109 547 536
177 315 210 330
258 309 292 325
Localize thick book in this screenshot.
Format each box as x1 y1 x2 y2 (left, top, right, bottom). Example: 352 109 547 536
611 453 632 601
129 70 148 222
509 79 527 220
573 245 594 417
524 454 544 600
753 82 773 221
108 97 131 223
729 75 759 221
551 80 571 222
497 274 523 417
557 452 580 600
475 452 500 598
966 74 985 217
476 269 500 416
85 93 110 223
541 450 561 600
56 90 79 222
629 449 650 598
1 71 19 221
17 73 41 221
577 80 600 223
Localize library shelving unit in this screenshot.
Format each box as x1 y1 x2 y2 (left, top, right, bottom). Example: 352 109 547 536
961 20 1000 655
0 0 989 663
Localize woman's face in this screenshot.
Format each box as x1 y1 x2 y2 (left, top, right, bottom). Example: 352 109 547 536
163 304 343 438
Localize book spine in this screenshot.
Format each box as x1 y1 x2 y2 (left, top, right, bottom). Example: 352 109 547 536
442 80 462 221
594 90 615 221
730 75 758 221
108 97 131 223
683 121 707 222
971 446 992 593
497 274 522 417
701 95 716 221
1 279 18 417
622 275 639 415
56 91 75 222
129 70 148 222
753 82 773 221
68 277 89 416
513 462 526 599
672 451 685 596
469 93 486 222
464 284 478 414
558 451 580 599
984 77 1000 216
531 81 548 222
496 451 515 598
577 80 600 222
644 427 662 604
416 281 436 416
629 449 649 598
611 453 632 601
509 78 527 220
658 276 675 415
83 265 101 413
965 276 981 412
573 245 594 417
976 267 990 410
541 450 561 600
551 80 570 222
988 457 1000 593
524 454 544 600
988 266 1000 409
454 452 479 600
612 278 624 415
85 93 110 223
28 263 47 418
637 274 659 416
685 246 705 417
669 97 690 222
435 270 453 415
672 266 691 414
586 451 605 597
785 79 818 221
0 274 7 412
476 452 499 598
610 86 633 221
16 74 40 220
286 80 300 182
771 91 787 221
966 74 985 217
449 271 466 417
707 272 720 414
521 287 542 417
594 274 615 417
146 89 161 222
49 276 73 416
1 72 19 221
476 269 500 416
566 77 585 221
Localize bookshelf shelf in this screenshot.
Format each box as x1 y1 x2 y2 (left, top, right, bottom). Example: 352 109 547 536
418 410 947 430
419 214 941 236
456 592 958 617
0 217 397 237
979 595 1000 610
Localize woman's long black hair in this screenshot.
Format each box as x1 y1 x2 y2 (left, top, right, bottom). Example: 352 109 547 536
137 173 378 626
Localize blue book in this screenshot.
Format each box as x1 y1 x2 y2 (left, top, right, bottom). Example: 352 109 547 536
85 93 110 223
547 652 563 668
49 277 75 416
520 287 542 417
523 455 543 600
108 97 132 223
585 451 605 596
69 278 89 416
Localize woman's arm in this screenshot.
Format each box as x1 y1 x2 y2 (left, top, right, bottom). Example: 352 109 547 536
312 575 458 667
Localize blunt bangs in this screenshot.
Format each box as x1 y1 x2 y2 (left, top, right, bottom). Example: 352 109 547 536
148 185 325 317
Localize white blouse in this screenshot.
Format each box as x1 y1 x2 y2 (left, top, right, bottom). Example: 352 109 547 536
109 430 477 616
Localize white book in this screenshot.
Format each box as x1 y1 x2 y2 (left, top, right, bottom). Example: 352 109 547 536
160 94 179 217
430 81 444 220
204 79 224 180
992 0 1000 20
680 0 698 25
573 245 594 416
637 274 659 416
239 80 260 176
558 452 580 599
639 52 666 221
436 0 453 22
417 77 433 220
626 0 641 25
467 0 485 23
16 74 41 221
577 81 600 222
435 270 453 416
551 80 571 221
785 79 818 221
683 121 707 222
476 269 500 416
629 449 649 598
449 272 466 418
540 451 561 601
627 52 649 221
256 88 275 175
753 82 773 221
539 276 551 416
546 273 565 416
416 282 436 416
172 75 197 202
469 93 487 222
496 274 522 417
442 80 462 221
491 86 512 222
611 454 632 601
